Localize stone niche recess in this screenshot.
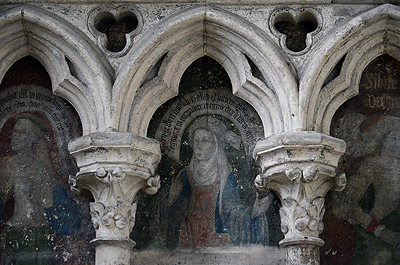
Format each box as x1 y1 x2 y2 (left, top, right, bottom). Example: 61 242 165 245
1 2 400 265
269 7 322 55
0 57 92 264
88 5 143 56
130 57 285 264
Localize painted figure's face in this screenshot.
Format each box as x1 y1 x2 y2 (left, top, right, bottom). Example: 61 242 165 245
11 119 40 153
193 129 216 162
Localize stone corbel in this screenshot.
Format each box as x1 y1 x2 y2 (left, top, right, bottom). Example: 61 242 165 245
253 131 346 264
68 132 161 265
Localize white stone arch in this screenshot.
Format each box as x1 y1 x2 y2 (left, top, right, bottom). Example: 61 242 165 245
0 5 114 134
300 4 400 134
113 5 298 138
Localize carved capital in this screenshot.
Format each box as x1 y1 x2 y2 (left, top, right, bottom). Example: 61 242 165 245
89 200 137 241
253 131 346 247
68 132 161 244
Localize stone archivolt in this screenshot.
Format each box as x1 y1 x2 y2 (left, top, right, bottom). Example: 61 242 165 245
0 2 400 265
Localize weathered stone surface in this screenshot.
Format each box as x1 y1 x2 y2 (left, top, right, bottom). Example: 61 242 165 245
68 132 161 264
131 246 286 265
254 131 346 264
0 2 399 265
286 245 320 265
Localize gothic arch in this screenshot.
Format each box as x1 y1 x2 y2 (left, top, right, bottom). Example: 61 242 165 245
300 4 400 134
113 5 298 137
0 5 114 134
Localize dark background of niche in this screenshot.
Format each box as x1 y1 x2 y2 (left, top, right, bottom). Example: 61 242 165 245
131 56 282 250
322 54 400 265
0 56 93 265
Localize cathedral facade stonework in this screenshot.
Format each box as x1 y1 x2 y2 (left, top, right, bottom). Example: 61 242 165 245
0 1 399 264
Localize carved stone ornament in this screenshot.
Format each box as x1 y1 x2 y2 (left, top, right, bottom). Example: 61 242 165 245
269 7 322 55
88 5 143 56
68 132 161 246
253 131 346 247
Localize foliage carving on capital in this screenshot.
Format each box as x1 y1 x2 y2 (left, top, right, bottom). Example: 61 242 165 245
68 132 162 245
96 167 126 184
90 201 137 232
146 175 161 195
255 165 346 246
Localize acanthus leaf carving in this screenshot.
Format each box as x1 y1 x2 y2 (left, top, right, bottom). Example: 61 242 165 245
253 131 346 247
90 201 137 234
146 174 161 195
286 167 302 181
68 132 162 251
334 172 346 192
96 166 126 184
258 167 342 245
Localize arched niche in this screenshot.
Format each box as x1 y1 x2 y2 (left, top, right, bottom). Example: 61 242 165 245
0 56 94 264
129 57 283 263
299 4 400 133
321 54 400 265
0 5 114 133
113 6 298 137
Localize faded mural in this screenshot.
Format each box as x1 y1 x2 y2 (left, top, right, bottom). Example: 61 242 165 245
132 56 282 250
0 57 92 264
323 55 400 264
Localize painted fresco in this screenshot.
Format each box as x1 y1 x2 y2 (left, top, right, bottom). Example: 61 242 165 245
0 57 93 264
323 55 400 264
132 56 283 250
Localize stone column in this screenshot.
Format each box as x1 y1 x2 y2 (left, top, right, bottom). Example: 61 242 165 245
253 131 346 265
68 132 161 265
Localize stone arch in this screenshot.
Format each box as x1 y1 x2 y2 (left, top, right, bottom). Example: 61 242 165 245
300 4 400 134
113 5 298 137
0 5 114 134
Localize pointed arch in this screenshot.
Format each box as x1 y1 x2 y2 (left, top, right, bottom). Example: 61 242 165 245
300 4 400 134
0 5 114 134
113 6 297 137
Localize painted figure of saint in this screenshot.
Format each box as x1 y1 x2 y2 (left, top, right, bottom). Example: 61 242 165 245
167 116 269 248
333 113 400 246
0 114 81 263
1 117 56 228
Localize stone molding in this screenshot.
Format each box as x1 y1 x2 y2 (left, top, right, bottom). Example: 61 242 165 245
0 1 393 4
68 132 161 246
0 5 114 134
0 4 398 139
253 131 346 247
300 4 400 133
269 7 323 56
0 1 332 4
113 5 297 137
88 5 144 57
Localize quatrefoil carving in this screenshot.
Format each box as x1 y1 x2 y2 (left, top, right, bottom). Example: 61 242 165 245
269 8 322 55
89 6 143 56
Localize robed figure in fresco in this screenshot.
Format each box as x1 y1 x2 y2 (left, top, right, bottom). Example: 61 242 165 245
167 116 271 248
1 117 55 228
0 114 81 264
322 55 400 264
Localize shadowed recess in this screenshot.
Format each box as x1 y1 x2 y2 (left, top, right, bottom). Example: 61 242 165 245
274 11 318 52
95 11 138 52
